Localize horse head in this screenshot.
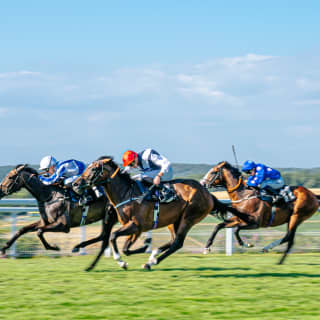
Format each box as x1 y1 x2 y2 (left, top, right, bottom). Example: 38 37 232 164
73 156 120 194
0 164 38 198
200 161 242 191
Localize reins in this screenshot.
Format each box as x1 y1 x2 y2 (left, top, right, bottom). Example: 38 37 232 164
227 177 243 193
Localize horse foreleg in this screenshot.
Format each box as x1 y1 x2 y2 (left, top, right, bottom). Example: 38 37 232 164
73 211 117 253
109 221 139 269
85 212 118 271
203 222 227 254
1 220 42 255
234 224 258 248
37 220 70 251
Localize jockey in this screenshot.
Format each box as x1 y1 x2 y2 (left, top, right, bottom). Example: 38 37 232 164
39 156 86 187
122 149 173 185
242 160 284 199
39 155 102 203
122 149 175 203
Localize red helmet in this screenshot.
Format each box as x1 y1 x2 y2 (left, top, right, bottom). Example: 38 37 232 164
122 150 138 167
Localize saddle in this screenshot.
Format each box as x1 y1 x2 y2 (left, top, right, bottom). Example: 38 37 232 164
136 180 177 204
260 185 296 205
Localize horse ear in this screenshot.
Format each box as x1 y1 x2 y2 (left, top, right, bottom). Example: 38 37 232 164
101 159 112 164
17 164 27 172
218 161 226 168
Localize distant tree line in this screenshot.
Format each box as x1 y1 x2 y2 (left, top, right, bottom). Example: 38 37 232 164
0 163 319 198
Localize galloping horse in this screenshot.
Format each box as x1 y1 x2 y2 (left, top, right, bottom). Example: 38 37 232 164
201 161 320 264
73 157 250 271
0 164 118 255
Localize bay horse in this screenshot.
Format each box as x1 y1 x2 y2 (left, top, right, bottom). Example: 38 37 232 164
0 164 118 256
73 157 251 271
201 161 320 264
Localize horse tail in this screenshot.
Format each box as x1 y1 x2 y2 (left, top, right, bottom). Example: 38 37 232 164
210 194 253 224
209 195 229 221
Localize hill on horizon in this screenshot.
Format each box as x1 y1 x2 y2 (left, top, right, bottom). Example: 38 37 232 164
0 163 319 189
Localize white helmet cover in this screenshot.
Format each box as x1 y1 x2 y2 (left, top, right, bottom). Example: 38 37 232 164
39 156 57 171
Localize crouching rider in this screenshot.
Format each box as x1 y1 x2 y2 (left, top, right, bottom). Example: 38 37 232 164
39 155 103 205
122 148 176 203
241 160 285 203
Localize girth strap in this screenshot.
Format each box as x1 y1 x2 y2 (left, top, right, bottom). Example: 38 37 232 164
152 201 160 229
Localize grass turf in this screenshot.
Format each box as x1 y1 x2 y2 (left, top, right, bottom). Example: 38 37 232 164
0 253 320 320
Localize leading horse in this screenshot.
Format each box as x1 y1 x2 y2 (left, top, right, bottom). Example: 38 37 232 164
201 161 320 264
0 164 118 256
73 157 251 271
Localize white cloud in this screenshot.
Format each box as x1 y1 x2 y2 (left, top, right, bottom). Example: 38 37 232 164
0 71 41 79
294 99 320 105
0 108 9 117
1 54 320 167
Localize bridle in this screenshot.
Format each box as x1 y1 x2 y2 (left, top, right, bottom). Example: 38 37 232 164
204 165 243 193
81 159 120 187
0 166 37 195
204 167 223 189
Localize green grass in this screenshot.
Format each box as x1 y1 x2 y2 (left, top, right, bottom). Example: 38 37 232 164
1 253 320 320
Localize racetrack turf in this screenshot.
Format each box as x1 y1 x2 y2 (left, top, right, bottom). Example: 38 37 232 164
0 253 320 320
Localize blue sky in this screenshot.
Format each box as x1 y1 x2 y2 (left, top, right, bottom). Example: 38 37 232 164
1 1 320 167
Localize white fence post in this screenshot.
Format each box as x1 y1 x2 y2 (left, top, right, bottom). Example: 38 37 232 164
10 213 17 258
226 228 233 256
225 213 233 256
80 226 87 255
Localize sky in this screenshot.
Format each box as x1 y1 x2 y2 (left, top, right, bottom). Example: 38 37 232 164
1 1 320 168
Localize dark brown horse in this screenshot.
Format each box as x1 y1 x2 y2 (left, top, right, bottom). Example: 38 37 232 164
0 164 118 256
201 161 320 264
73 157 251 271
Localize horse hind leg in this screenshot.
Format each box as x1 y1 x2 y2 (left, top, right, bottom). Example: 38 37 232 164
147 224 176 263
143 219 191 270
278 213 300 265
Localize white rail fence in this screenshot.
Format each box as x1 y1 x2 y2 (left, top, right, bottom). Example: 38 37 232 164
0 198 319 258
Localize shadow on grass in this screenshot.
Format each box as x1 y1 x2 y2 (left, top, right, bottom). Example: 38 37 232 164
89 266 251 273
200 272 320 278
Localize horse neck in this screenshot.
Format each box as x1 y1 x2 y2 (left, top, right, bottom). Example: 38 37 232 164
21 171 52 202
102 175 133 206
223 169 247 201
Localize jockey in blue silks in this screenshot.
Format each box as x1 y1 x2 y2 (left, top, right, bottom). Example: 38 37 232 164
38 155 103 203
242 160 284 198
39 156 86 187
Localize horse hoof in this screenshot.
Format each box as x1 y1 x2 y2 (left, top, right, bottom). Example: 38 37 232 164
203 248 211 255
85 267 93 272
261 248 269 253
120 261 128 269
247 243 254 248
142 263 151 270
72 247 80 253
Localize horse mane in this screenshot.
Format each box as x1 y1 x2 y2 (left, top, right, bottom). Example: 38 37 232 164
220 161 242 178
97 156 134 185
15 164 39 176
